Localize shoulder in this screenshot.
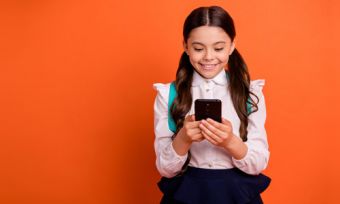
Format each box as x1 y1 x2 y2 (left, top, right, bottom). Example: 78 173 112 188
153 82 172 98
153 82 172 91
250 79 265 92
153 82 173 107
249 79 265 100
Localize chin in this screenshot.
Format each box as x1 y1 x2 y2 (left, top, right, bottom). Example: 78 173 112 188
197 67 224 79
199 71 218 79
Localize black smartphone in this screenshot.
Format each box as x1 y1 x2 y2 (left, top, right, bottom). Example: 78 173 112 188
194 99 222 123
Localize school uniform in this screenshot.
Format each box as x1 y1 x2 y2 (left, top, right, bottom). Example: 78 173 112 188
153 69 271 204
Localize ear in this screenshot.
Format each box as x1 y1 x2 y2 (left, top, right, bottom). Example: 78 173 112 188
183 40 189 55
229 41 235 55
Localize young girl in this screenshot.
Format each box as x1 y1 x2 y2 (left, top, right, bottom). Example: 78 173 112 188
153 6 271 204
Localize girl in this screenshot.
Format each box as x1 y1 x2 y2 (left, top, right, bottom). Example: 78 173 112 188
153 6 271 204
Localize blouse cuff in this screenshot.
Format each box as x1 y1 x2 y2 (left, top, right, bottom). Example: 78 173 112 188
160 141 189 165
231 142 250 168
168 142 188 162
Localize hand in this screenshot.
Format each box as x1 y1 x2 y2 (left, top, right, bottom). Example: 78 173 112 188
177 114 204 144
199 118 234 148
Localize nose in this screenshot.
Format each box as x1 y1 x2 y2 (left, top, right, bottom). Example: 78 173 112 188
203 49 213 61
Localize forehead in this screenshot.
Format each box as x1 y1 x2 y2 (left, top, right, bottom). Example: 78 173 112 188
188 26 231 44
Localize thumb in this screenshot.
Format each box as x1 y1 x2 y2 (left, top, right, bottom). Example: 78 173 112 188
222 117 231 125
185 114 195 122
191 115 196 121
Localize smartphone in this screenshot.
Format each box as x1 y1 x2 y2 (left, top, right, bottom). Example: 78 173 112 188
194 99 222 123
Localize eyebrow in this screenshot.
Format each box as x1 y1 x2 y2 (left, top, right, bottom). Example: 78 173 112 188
191 41 226 46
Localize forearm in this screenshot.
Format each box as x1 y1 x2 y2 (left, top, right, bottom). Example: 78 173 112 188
225 134 270 175
224 134 248 160
172 131 192 156
156 138 189 178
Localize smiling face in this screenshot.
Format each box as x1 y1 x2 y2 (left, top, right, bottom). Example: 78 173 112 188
184 26 235 79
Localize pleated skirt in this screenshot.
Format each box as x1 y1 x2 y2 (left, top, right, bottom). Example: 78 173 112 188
158 166 271 204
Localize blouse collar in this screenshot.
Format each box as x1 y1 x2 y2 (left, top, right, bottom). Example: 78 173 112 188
192 69 228 87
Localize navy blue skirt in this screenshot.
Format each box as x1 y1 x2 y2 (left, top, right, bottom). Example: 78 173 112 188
158 167 271 204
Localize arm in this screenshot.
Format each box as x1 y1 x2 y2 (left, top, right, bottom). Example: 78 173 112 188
153 84 188 178
153 84 205 177
199 80 269 175
230 80 270 175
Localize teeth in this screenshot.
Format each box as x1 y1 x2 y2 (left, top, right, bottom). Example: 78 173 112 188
201 64 216 69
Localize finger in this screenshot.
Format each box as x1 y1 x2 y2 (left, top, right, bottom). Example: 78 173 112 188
194 137 205 142
184 114 196 123
192 133 204 141
206 118 223 129
186 121 201 129
222 118 233 132
200 122 223 143
187 127 201 136
192 115 196 121
208 118 231 133
201 131 218 145
201 120 224 138
221 118 232 126
184 114 191 122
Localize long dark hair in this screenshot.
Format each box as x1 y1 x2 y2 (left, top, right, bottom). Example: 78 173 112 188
171 6 259 141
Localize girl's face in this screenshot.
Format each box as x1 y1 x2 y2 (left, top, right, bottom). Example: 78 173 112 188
184 26 235 79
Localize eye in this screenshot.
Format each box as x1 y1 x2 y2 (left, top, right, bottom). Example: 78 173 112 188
215 47 224 52
193 48 203 52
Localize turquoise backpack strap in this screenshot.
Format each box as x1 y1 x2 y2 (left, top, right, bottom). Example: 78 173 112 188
168 82 177 133
167 79 252 133
246 99 252 115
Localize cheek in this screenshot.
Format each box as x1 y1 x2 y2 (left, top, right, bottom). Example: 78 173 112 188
188 53 203 63
217 53 230 64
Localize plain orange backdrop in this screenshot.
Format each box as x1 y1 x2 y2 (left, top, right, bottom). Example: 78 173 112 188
1 0 340 203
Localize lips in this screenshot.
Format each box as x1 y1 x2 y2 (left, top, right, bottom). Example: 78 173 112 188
199 63 218 70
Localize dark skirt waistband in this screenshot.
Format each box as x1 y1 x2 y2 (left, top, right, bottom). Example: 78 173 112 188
185 166 247 179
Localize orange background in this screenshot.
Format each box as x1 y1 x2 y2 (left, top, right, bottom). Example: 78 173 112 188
1 0 340 203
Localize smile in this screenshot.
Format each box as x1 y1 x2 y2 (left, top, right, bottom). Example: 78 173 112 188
199 63 218 70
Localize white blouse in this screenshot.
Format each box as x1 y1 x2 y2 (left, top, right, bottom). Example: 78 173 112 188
153 70 270 178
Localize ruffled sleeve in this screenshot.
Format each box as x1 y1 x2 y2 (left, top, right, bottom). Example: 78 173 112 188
153 83 188 178
231 80 270 175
